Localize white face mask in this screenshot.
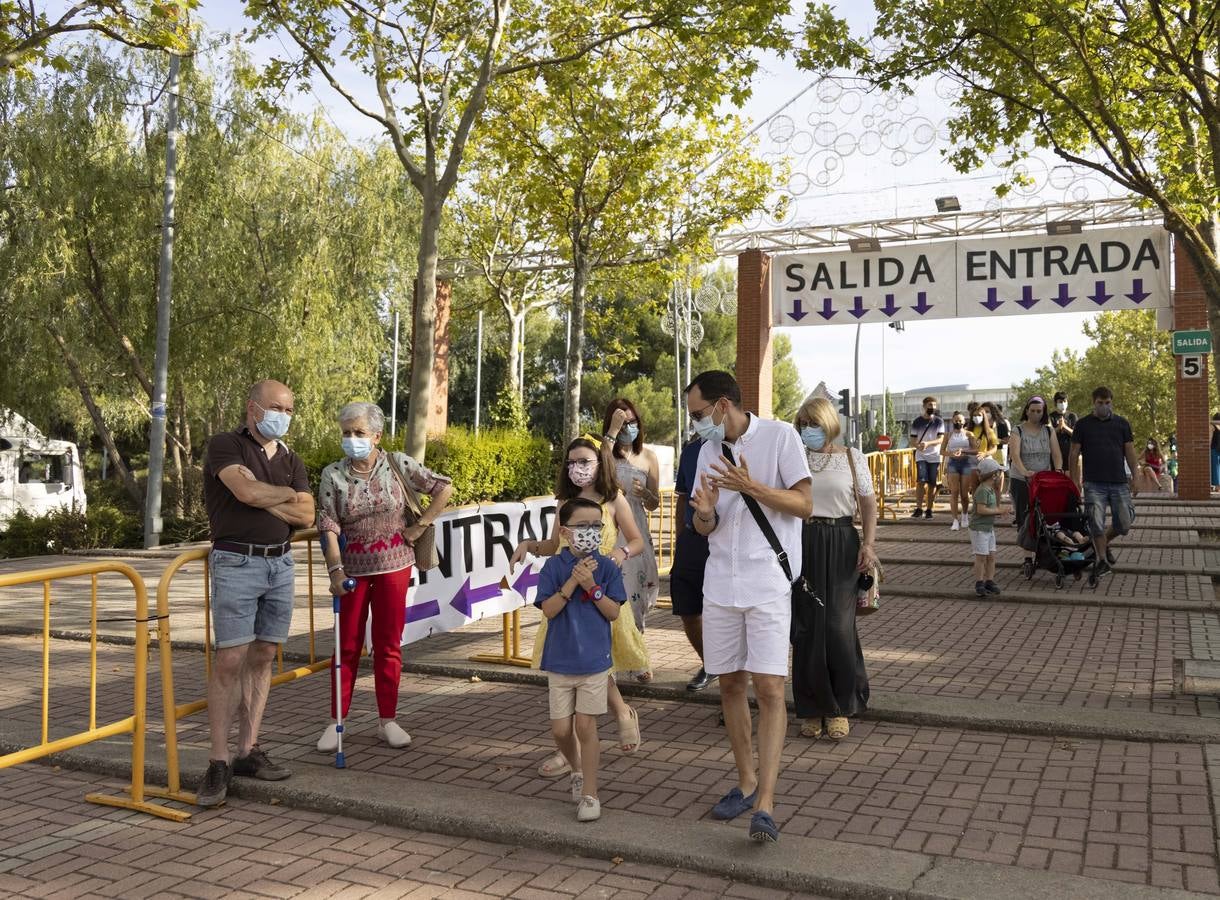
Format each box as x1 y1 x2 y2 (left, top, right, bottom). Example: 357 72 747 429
1056 402 1067 413
691 401 726 444
972 415 983 425
566 524 602 554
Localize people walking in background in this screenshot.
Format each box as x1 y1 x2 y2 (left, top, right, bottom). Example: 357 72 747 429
940 412 978 531
969 458 1010 597
671 436 713 691
1068 386 1141 575
315 401 454 754
791 396 877 742
1009 396 1062 567
600 400 661 664
908 396 944 519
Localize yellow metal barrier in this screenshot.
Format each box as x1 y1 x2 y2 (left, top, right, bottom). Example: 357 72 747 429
146 528 323 812
863 449 919 519
469 609 532 667
0 561 189 822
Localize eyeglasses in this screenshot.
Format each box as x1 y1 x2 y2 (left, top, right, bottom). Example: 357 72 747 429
689 400 719 422
566 458 597 467
568 523 603 534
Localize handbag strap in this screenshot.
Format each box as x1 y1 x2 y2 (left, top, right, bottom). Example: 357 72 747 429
844 445 863 526
720 442 795 583
385 452 424 520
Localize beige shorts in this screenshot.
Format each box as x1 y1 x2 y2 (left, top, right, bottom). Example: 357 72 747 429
547 669 610 719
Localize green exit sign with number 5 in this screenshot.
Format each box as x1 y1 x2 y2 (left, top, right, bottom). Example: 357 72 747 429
1173 330 1212 354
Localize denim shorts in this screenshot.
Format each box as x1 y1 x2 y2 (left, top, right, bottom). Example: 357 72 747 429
916 460 940 484
946 457 974 476
209 549 296 649
1082 482 1135 538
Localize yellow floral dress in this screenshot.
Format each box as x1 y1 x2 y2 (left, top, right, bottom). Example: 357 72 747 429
530 498 651 672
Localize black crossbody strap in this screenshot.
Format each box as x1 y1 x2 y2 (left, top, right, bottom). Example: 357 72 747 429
721 442 794 583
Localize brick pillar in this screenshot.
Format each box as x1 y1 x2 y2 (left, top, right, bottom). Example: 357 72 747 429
411 278 451 437
737 249 773 417
1173 245 1210 499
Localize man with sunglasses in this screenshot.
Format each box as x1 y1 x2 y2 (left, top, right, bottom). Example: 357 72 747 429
685 370 812 844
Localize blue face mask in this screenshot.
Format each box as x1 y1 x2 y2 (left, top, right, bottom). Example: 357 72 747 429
342 437 373 460
618 423 639 444
801 425 827 451
691 403 725 444
255 403 291 440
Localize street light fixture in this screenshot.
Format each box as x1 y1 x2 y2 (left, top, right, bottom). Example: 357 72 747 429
935 196 961 212
1046 219 1083 235
848 237 881 253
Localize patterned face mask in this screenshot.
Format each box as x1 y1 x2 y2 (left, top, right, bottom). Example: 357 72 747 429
567 524 602 554
567 459 598 486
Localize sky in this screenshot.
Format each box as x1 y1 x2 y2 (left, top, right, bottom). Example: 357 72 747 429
183 0 1105 400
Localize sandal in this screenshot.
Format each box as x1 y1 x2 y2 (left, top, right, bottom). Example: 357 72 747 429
617 706 641 753
799 718 823 739
538 751 572 778
826 716 850 740
635 670 654 684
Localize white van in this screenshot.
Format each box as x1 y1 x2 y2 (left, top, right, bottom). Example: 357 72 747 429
0 410 87 530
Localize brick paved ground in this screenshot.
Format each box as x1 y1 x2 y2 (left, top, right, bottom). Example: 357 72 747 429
1 637 1217 892
0 767 833 900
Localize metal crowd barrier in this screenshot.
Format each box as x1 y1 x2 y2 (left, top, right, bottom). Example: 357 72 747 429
0 561 189 821
863 449 918 519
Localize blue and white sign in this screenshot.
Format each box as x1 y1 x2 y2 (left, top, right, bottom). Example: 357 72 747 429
772 225 1171 326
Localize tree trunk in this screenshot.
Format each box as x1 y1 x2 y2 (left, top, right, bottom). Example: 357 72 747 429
169 379 186 517
46 326 143 507
507 310 523 402
406 196 443 460
562 248 590 446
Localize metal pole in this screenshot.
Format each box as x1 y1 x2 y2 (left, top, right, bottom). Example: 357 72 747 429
389 309 400 438
684 283 693 392
474 310 483 435
672 286 682 455
853 322 862 451
143 53 180 550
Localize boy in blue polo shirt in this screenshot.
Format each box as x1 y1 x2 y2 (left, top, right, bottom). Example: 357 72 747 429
535 497 627 823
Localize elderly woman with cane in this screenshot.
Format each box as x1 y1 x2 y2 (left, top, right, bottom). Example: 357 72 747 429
316 401 453 752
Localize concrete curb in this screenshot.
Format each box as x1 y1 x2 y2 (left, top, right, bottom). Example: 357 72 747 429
0 735 1204 900
879 584 1218 612
876 555 1220 578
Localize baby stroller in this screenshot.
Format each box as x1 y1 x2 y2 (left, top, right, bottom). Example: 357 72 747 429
1018 471 1102 589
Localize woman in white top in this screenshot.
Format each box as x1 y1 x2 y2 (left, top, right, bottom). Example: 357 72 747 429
792 396 879 742
939 412 979 531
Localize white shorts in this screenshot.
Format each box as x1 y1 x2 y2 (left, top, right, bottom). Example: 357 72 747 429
703 599 790 677
970 529 997 555
547 669 610 719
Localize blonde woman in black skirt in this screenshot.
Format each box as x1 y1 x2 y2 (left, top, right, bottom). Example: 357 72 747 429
791 396 879 741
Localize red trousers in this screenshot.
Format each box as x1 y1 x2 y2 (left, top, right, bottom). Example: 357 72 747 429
329 566 412 719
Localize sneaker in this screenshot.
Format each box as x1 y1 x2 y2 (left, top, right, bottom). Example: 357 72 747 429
195 759 231 808
909 508 923 519
232 745 291 781
316 724 339 753
686 668 716 692
749 811 780 843
570 772 584 802
975 581 987 597
1105 547 1116 565
1095 560 1113 577
950 518 960 532
924 509 934 520
961 513 970 527
711 786 758 820
984 581 1002 595
378 721 412 748
576 795 601 822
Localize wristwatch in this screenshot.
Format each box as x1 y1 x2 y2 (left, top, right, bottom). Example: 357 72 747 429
586 585 604 602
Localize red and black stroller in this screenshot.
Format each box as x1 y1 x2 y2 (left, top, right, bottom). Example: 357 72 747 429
1018 471 1102 589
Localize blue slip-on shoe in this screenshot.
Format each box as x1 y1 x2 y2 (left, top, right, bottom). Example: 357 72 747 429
711 787 758 820
749 810 780 843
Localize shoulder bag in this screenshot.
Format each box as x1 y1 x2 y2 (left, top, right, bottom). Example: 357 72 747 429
845 448 882 615
385 452 439 571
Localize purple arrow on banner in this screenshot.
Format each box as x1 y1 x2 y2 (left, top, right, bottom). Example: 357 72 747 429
880 294 901 317
451 577 503 617
1051 283 1075 307
817 298 837 321
405 599 440 625
848 296 868 319
980 287 1004 312
1125 278 1150 304
788 298 808 322
911 292 934 315
1088 281 1112 306
512 566 541 597
1017 285 1040 310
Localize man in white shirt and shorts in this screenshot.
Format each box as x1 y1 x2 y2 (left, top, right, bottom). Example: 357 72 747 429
686 371 812 844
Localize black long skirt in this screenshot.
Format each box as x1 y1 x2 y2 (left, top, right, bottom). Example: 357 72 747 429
791 521 870 719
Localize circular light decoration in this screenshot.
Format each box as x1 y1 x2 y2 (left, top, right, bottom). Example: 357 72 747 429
858 130 882 156
787 172 811 195
834 132 857 156
768 114 796 144
815 79 844 103
813 121 838 147
838 91 863 115
934 75 963 100
790 130 814 155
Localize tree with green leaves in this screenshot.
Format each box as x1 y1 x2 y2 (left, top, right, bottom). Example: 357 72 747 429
807 1 1220 391
244 0 789 458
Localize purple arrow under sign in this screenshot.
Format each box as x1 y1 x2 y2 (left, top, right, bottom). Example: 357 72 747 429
1088 281 1112 306
405 599 440 625
512 566 541 597
911 292 934 315
848 296 868 319
451 576 503 617
1051 283 1075 308
880 294 901 317
980 287 1004 312
1017 285 1040 310
817 298 837 321
788 298 808 322
1125 278 1150 304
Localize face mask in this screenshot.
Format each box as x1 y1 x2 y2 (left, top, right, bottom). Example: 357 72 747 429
691 402 726 444
255 403 291 440
567 460 598 487
618 423 639 444
1147 443 1155 451
1094 402 1112 419
972 415 983 425
342 437 373 460
1057 402 1067 412
567 524 602 554
953 422 963 430
925 406 936 416
800 425 826 451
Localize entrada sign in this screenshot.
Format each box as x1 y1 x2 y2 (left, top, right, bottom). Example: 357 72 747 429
772 225 1171 326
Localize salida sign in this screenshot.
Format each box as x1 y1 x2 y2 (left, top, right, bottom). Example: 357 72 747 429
772 225 1170 326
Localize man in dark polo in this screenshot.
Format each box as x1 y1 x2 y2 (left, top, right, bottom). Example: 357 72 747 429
195 380 314 808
